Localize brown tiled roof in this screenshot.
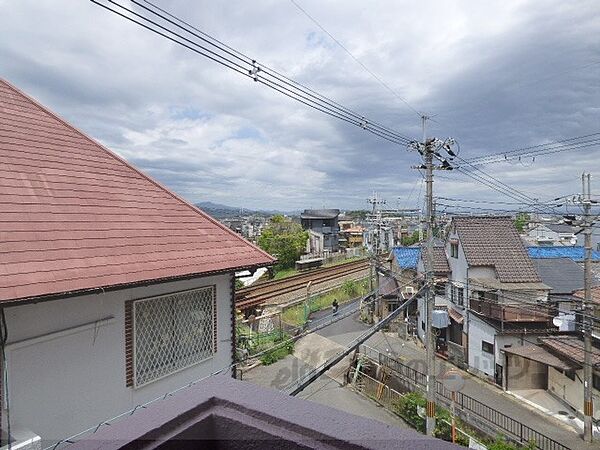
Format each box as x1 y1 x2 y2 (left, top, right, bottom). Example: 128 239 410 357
0 79 275 303
572 286 600 304
421 245 450 275
452 216 541 283
540 336 600 368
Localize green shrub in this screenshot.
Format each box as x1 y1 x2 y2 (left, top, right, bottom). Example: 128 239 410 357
393 392 426 432
259 341 294 365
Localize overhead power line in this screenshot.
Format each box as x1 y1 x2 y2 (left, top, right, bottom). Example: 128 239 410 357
91 0 416 148
289 0 422 118
461 133 600 167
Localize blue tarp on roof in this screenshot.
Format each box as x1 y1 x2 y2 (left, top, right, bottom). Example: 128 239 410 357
393 247 421 269
527 246 600 261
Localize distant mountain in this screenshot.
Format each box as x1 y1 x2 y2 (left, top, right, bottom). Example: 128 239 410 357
195 201 296 219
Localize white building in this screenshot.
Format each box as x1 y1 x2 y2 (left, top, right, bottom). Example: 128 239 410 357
0 79 274 447
525 223 578 246
444 216 551 384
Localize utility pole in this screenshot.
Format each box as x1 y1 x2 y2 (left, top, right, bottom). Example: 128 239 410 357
422 116 436 436
409 116 456 437
582 173 594 443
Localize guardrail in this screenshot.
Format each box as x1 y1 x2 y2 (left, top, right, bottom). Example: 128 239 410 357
359 345 570 450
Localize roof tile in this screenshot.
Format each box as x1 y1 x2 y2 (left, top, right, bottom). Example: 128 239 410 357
0 78 275 303
453 216 540 283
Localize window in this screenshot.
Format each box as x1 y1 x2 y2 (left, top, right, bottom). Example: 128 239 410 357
450 242 459 258
482 341 494 354
449 285 464 306
129 286 216 387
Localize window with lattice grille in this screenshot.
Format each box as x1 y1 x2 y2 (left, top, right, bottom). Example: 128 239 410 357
131 286 216 387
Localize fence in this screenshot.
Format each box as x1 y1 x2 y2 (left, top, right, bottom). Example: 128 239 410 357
350 367 404 410
350 367 486 448
359 345 570 450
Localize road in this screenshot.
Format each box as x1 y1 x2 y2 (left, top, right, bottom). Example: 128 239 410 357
244 304 596 450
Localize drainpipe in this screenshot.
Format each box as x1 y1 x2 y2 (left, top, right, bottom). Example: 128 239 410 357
0 308 10 449
465 266 469 364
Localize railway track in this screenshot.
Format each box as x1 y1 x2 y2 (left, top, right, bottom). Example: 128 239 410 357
236 259 369 310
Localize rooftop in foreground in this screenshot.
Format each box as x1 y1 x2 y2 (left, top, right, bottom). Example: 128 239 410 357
68 376 458 450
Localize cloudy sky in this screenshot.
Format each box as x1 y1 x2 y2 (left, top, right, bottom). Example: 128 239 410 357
1 0 598 211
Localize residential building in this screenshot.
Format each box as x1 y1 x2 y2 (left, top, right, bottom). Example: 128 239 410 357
364 223 395 254
340 226 365 249
444 216 551 384
528 245 600 283
525 223 578 246
300 209 340 254
0 79 275 446
503 336 600 422
532 257 587 331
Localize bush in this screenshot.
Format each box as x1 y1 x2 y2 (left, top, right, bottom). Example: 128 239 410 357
342 280 359 297
393 392 426 432
259 340 294 365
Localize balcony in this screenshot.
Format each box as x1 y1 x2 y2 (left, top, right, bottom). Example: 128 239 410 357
470 298 549 322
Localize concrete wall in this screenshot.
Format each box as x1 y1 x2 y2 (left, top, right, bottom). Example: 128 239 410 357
3 274 233 444
467 313 496 379
548 367 600 419
505 355 547 390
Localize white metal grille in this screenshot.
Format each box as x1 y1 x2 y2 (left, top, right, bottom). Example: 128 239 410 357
133 286 215 387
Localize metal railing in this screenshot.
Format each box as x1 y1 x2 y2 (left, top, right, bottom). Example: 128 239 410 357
360 345 570 450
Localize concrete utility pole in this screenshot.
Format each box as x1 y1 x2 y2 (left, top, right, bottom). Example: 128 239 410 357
582 173 594 442
409 117 456 436
422 116 436 436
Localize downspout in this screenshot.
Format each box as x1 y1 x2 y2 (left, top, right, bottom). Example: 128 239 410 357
0 308 10 449
465 266 469 364
230 274 237 379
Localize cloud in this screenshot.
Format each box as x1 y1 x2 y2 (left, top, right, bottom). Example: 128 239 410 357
0 0 598 211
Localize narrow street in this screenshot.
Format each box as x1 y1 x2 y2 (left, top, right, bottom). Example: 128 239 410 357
244 305 597 450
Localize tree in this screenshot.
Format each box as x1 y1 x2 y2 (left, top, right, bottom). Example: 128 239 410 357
401 230 420 246
514 213 530 233
258 215 308 270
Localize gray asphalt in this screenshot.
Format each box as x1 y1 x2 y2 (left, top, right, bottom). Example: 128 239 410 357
245 305 596 449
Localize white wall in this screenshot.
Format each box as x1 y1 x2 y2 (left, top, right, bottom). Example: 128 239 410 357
467 313 496 378
548 367 600 420
4 273 233 444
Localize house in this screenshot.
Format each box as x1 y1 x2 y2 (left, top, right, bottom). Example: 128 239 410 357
528 245 600 284
532 258 588 331
340 226 365 249
416 244 451 353
503 336 600 422
444 216 551 384
0 79 275 446
525 223 578 246
300 209 340 254
68 376 457 449
364 223 395 254
385 244 449 345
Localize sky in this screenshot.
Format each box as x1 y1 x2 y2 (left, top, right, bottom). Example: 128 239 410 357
1 0 598 211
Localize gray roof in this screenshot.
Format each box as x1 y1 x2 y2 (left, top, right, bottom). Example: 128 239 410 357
69 375 458 450
301 209 340 219
545 223 576 234
452 216 541 283
532 258 585 295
